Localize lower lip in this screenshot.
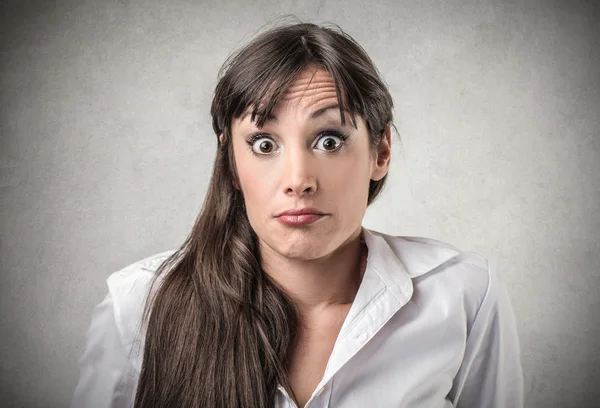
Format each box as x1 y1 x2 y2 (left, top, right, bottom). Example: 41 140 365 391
276 214 326 226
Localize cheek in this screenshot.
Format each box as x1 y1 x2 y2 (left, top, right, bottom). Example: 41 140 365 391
237 167 266 207
232 145 257 200
324 154 372 204
233 151 275 220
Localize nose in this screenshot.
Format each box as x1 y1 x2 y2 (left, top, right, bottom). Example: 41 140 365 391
281 146 317 197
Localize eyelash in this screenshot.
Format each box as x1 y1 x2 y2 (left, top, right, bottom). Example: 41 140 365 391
245 130 350 157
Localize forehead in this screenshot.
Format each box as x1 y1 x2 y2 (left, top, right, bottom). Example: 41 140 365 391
237 66 358 128
278 67 337 108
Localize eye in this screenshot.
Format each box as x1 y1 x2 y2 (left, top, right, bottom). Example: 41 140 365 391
248 136 278 155
313 131 347 152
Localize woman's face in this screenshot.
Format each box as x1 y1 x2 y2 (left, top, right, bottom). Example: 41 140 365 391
230 66 390 261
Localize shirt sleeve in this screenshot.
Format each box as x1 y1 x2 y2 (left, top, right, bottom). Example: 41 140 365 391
70 291 139 408
449 259 524 408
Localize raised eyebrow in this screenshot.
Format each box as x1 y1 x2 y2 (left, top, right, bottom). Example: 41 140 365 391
239 109 274 122
241 104 355 126
308 104 347 120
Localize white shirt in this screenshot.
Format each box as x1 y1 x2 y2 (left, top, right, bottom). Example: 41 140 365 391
71 228 524 408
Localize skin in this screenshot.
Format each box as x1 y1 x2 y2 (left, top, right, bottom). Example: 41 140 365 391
228 65 391 321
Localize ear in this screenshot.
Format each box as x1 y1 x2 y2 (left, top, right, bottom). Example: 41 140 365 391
219 133 224 144
370 124 392 181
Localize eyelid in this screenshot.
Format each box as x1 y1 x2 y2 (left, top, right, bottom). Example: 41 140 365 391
247 132 274 143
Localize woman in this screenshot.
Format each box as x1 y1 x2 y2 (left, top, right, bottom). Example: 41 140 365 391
71 21 523 408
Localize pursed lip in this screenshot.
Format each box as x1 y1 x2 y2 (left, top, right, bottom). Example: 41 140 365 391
275 207 329 217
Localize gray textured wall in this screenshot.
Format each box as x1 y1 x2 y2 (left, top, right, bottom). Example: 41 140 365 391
1 0 598 407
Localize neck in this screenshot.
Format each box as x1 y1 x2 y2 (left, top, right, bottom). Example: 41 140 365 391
259 227 368 320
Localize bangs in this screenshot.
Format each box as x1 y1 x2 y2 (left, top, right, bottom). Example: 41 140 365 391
237 65 360 130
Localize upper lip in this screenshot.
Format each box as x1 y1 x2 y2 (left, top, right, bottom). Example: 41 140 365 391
275 207 328 217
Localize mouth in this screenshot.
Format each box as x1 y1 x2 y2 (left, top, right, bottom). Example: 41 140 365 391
274 208 329 226
275 208 328 217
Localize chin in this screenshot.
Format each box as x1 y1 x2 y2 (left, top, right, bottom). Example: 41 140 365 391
271 230 335 261
277 246 324 261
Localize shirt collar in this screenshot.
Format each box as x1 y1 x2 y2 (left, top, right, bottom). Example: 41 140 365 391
362 227 460 302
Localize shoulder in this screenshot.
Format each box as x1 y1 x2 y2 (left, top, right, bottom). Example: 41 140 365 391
399 234 489 286
370 230 489 280
106 250 176 297
367 229 493 329
105 250 177 370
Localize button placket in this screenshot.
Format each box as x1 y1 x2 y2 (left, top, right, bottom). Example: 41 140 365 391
357 330 369 342
276 385 298 408
304 379 332 408
321 377 333 407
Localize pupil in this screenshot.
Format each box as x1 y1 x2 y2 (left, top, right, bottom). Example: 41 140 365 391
324 138 335 149
260 141 271 152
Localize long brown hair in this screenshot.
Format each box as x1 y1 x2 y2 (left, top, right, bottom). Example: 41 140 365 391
133 19 395 408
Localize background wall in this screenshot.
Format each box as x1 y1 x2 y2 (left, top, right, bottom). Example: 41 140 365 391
1 0 598 406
